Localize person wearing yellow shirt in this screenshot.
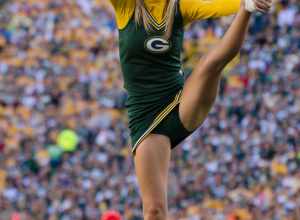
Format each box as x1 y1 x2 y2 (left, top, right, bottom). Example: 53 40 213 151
109 0 272 219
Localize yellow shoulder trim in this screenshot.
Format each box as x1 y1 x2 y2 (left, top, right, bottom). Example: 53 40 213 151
110 0 135 30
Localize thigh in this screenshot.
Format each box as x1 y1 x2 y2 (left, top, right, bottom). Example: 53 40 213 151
134 134 171 211
179 63 222 131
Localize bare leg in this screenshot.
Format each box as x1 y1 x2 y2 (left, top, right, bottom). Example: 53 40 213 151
180 59 223 131
179 6 253 131
134 134 171 220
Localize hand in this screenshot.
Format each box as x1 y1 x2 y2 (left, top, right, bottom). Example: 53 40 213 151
243 0 272 13
253 0 272 13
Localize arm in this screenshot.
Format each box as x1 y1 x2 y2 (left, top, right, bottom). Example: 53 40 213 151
180 0 241 24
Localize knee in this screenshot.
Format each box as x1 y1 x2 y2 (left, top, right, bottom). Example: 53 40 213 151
194 58 223 81
195 68 222 83
144 200 167 220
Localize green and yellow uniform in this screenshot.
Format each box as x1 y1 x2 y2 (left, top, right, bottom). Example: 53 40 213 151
110 0 240 153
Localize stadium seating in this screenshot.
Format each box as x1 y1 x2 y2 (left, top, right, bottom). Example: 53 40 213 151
0 0 299 219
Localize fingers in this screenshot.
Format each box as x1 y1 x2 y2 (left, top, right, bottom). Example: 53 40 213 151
244 0 272 14
254 0 272 13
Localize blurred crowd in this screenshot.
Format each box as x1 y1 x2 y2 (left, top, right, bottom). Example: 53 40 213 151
0 0 299 219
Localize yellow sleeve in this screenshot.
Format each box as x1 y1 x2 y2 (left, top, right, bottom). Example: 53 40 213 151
180 0 241 24
109 0 135 30
109 0 117 8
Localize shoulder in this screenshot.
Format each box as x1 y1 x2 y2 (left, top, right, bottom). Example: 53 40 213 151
109 0 136 30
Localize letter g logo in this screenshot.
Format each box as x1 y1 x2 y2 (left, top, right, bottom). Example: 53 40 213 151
145 37 171 54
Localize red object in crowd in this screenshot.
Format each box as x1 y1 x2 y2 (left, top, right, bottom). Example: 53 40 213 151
11 213 21 220
227 214 238 220
101 211 121 220
0 142 5 152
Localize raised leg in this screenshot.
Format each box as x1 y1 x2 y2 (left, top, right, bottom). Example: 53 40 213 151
179 5 253 131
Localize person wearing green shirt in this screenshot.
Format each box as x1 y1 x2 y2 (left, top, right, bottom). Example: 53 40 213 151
109 0 272 219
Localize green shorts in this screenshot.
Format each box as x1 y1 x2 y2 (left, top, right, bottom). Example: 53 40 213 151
131 90 193 155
